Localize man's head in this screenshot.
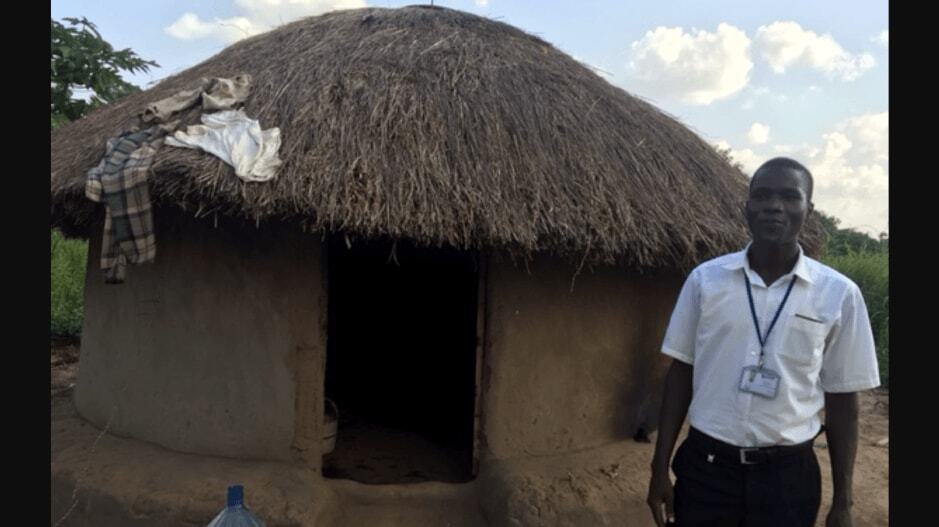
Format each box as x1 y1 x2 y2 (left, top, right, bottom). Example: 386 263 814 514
745 157 814 246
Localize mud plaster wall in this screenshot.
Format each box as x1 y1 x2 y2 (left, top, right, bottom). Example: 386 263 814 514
75 209 326 461
480 256 685 460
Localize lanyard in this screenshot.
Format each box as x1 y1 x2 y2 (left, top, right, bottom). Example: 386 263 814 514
744 270 797 367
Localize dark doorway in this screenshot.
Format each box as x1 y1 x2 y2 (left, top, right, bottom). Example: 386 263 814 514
323 237 479 484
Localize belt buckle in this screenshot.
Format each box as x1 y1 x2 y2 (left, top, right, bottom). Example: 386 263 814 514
739 447 760 465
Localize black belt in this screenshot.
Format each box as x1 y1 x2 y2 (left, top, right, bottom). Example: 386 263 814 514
687 427 815 465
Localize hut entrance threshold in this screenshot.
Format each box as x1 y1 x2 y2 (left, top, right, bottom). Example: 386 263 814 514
323 237 480 484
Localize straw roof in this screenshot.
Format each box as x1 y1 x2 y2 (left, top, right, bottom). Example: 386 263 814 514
51 5 821 268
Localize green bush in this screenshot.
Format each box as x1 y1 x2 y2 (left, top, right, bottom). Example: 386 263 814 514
51 230 88 337
822 249 889 387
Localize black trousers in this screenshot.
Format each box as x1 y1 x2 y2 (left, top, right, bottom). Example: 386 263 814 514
672 428 822 527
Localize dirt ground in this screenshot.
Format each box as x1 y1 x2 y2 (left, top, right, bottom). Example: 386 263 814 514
51 341 80 397
814 389 889 526
51 343 888 526
322 412 472 484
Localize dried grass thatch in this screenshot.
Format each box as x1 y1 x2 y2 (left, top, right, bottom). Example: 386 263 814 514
51 5 821 268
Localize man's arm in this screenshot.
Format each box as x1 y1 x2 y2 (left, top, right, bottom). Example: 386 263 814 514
647 359 693 526
818 283 880 527
824 391 860 527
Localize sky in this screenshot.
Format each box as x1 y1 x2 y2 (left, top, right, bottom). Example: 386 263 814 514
51 0 889 236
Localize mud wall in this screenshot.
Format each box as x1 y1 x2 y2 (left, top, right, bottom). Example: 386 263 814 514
75 209 327 461
480 255 684 459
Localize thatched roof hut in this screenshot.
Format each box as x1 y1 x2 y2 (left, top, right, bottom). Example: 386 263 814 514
51 6 821 526
52 5 821 266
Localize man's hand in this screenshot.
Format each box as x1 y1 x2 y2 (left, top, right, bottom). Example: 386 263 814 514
646 359 692 526
825 502 853 527
647 470 676 526
825 392 859 527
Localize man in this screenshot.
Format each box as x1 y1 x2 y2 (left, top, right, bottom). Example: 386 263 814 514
646 157 880 527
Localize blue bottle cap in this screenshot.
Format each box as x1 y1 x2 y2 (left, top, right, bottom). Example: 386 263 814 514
227 485 244 507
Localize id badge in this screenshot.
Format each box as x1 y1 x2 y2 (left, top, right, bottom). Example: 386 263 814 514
738 366 780 399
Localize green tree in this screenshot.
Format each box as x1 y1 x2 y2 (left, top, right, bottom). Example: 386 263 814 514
815 210 889 385
815 210 885 256
51 17 158 129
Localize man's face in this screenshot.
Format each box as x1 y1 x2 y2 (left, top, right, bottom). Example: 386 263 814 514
745 167 813 246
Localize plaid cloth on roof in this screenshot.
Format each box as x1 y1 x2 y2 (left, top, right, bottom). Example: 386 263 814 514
86 127 162 284
84 75 254 284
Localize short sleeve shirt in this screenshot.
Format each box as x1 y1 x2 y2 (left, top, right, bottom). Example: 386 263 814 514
661 245 881 447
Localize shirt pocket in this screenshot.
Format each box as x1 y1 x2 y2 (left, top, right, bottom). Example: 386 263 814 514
779 315 828 367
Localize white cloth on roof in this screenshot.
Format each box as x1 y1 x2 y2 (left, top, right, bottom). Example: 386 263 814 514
165 109 282 182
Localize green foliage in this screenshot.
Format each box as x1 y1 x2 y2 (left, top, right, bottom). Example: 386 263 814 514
818 216 889 387
822 233 890 386
51 17 158 128
51 230 88 337
815 210 888 257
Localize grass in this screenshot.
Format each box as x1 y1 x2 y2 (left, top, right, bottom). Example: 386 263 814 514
51 230 88 338
821 249 889 387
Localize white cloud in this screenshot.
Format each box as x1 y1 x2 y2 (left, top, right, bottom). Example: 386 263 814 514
715 111 888 235
754 21 875 81
748 123 770 144
874 29 888 47
715 140 763 176
166 0 367 44
628 23 753 105
234 0 366 27
165 13 261 43
474 0 490 6
795 112 888 235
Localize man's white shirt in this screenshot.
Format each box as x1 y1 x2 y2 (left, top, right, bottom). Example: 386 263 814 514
661 244 880 447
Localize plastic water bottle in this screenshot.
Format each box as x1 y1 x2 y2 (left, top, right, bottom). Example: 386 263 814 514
207 485 265 527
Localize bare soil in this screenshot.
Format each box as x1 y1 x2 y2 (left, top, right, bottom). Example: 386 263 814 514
51 340 80 397
814 389 889 526
322 412 472 484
